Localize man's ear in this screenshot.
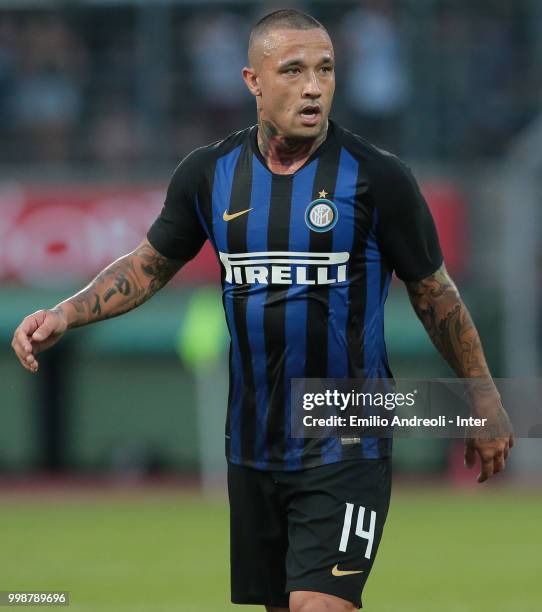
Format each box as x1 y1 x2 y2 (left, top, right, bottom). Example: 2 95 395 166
242 66 261 97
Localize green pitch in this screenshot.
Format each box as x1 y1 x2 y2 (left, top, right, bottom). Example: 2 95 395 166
0 487 540 612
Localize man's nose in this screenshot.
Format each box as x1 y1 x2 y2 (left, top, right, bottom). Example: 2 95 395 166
302 71 322 98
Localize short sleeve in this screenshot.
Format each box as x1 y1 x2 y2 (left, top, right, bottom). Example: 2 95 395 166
146 150 207 262
374 156 443 282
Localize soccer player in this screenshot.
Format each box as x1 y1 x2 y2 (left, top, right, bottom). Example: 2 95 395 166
12 10 514 612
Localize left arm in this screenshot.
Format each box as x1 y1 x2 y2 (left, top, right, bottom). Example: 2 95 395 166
372 153 514 483
406 264 488 378
406 264 514 482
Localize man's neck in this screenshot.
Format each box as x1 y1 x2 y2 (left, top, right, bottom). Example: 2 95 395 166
257 118 328 175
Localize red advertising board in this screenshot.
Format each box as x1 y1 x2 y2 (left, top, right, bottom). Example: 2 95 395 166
0 181 465 288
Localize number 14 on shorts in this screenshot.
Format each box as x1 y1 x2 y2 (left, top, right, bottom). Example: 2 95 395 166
339 503 376 559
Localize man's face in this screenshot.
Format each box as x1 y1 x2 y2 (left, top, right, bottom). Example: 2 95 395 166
245 27 335 139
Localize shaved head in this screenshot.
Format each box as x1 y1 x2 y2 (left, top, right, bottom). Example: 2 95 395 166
248 9 328 68
242 9 334 150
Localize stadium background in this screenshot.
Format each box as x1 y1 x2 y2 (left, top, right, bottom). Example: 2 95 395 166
0 0 540 610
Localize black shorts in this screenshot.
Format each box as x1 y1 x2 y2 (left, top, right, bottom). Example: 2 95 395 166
228 458 392 609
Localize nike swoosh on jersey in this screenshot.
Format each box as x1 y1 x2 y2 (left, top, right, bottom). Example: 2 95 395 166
331 564 364 577
223 208 253 221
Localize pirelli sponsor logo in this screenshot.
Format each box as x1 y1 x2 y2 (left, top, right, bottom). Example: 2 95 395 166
219 251 350 285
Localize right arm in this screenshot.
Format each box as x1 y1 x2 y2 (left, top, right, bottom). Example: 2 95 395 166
13 147 208 373
11 238 183 373
56 238 182 329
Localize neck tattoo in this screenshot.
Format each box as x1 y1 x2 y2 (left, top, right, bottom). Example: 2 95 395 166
257 116 327 175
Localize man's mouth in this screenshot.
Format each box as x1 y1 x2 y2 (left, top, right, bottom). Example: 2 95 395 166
299 105 321 125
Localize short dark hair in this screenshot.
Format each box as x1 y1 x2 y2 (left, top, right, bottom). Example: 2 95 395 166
249 9 327 52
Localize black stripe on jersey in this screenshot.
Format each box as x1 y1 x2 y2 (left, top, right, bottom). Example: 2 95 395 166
263 177 293 460
347 169 373 379
347 173 384 460
226 146 258 463
302 144 342 468
202 156 236 457
378 257 393 458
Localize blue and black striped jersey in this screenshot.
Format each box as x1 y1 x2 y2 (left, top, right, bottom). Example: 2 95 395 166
147 120 443 471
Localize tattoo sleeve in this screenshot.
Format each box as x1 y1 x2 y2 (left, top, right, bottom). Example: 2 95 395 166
407 265 515 438
55 239 183 329
405 264 491 379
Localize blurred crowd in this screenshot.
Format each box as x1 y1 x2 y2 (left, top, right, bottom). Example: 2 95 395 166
0 0 540 169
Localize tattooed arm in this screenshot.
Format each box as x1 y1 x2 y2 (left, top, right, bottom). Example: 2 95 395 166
56 238 182 328
11 238 183 373
406 263 514 482
405 264 490 378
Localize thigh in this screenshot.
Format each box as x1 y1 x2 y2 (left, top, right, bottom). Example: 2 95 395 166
281 458 392 609
228 462 290 608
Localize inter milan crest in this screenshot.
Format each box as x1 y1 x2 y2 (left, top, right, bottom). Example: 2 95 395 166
305 189 338 233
